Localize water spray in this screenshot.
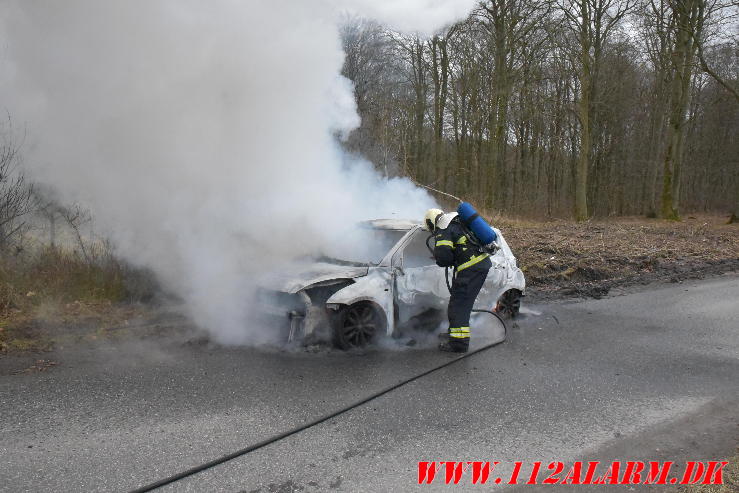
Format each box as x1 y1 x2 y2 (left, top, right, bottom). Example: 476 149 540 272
413 180 463 204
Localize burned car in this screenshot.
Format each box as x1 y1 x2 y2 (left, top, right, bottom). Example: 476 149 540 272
257 219 525 349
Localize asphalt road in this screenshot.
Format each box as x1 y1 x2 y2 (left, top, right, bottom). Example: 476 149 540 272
1 274 738 492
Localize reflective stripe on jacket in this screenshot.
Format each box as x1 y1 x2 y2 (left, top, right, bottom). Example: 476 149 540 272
433 217 492 271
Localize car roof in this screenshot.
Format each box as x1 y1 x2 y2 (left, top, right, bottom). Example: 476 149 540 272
359 219 421 231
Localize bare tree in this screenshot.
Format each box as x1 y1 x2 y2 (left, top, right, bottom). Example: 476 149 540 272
477 0 554 210
0 117 33 252
338 3 737 219
58 204 93 261
556 0 636 220
638 0 675 216
340 18 399 176
691 15 739 222
657 0 702 219
428 28 455 185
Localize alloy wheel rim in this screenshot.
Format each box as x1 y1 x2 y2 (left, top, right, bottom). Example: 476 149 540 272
343 305 376 346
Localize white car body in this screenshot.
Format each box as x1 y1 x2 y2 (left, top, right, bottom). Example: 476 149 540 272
258 219 525 344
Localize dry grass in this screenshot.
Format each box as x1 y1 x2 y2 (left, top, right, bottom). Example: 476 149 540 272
492 214 739 296
0 247 159 352
678 450 739 493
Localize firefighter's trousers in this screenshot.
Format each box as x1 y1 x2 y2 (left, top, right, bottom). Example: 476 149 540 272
447 265 490 350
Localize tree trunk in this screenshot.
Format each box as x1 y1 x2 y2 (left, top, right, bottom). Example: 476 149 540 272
729 178 739 223
575 50 592 221
660 0 702 220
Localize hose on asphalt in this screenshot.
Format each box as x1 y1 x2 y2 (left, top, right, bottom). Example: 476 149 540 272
128 314 507 492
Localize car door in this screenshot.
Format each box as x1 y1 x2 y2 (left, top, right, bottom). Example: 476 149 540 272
393 228 449 308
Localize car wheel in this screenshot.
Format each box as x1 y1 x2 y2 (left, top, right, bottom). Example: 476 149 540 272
495 289 521 319
333 301 383 349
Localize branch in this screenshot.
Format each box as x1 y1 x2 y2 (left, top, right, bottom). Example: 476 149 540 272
694 36 739 103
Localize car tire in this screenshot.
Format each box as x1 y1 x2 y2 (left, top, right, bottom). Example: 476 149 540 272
332 301 383 349
495 289 522 319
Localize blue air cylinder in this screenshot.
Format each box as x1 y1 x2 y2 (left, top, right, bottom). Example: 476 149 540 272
457 202 497 245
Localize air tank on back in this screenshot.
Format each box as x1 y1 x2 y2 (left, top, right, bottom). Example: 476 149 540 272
457 202 497 245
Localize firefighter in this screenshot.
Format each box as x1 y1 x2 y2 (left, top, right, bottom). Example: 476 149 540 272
424 208 492 353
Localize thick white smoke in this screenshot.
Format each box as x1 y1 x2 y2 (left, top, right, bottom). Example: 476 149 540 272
0 0 476 344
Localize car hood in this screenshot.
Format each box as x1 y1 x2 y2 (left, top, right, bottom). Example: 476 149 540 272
260 262 369 294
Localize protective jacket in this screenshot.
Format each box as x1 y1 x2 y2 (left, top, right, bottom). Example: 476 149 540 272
433 214 492 351
433 215 492 272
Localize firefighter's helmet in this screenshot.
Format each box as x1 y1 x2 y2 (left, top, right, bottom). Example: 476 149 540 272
423 208 444 232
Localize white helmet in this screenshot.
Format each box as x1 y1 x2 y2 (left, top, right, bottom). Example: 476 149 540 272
423 208 444 232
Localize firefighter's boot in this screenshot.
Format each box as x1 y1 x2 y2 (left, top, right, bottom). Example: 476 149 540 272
438 331 469 353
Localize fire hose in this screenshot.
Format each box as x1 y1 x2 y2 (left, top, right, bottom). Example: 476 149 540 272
129 326 506 492
128 247 506 492
130 319 506 493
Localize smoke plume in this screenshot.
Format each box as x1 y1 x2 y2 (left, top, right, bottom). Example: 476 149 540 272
0 0 476 344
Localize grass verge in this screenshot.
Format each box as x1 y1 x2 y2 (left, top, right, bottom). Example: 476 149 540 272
678 450 739 492
0 246 158 352
494 214 738 300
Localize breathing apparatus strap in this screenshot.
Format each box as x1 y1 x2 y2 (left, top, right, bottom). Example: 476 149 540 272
426 233 436 255
457 217 500 256
457 219 483 253
444 266 456 294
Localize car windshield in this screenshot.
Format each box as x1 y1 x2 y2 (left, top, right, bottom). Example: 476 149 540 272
320 228 408 265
